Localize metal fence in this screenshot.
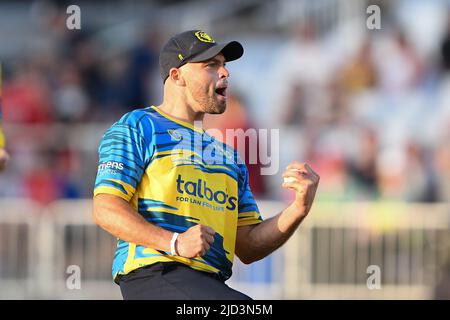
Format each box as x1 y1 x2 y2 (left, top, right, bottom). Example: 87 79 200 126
283 202 450 299
0 199 40 299
1 199 450 299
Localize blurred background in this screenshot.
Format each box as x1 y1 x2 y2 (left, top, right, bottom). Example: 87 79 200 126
1 0 450 299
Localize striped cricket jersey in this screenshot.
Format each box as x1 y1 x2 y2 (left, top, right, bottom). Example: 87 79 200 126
93 106 262 283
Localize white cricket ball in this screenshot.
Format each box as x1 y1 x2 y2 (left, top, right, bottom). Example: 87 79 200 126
283 177 298 184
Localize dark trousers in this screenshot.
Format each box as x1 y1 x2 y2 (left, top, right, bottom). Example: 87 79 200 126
119 262 253 300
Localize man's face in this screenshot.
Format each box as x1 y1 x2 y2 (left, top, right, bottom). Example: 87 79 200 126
181 54 229 114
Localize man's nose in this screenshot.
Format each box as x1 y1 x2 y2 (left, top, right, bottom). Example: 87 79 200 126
219 66 229 79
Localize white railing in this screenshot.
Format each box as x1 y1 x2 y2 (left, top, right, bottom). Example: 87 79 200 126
0 199 40 299
1 199 449 299
283 202 450 299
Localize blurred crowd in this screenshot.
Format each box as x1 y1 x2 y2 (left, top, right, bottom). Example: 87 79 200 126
0 2 450 207
273 19 450 204
0 3 163 203
279 17 450 204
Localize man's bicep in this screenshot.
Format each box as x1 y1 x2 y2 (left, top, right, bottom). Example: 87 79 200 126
94 192 128 205
93 193 141 225
93 193 130 214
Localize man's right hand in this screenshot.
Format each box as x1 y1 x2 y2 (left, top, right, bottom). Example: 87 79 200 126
176 224 215 258
0 148 9 172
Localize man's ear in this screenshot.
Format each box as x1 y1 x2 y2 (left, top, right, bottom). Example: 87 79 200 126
169 67 186 86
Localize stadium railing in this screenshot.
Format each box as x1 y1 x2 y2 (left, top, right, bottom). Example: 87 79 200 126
0 198 40 299
1 199 450 299
283 201 450 299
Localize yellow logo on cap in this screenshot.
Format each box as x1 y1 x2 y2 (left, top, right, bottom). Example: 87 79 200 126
178 53 184 60
195 31 215 43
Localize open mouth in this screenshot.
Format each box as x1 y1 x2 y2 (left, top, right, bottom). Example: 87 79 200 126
215 87 227 97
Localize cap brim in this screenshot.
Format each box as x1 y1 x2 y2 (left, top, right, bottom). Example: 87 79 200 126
189 41 244 63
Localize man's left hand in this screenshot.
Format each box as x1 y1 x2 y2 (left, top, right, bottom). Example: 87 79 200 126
282 161 320 217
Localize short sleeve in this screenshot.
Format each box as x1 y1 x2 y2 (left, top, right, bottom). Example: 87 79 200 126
93 122 150 202
237 162 263 227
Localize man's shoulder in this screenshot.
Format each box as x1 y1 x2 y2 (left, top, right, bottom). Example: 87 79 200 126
108 107 165 138
116 107 156 127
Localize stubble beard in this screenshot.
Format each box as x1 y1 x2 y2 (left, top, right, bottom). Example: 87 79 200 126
205 99 226 114
192 87 226 115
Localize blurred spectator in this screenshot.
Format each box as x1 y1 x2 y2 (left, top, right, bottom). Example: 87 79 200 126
403 141 439 202
69 35 105 119
23 150 59 205
53 148 82 199
277 22 336 129
374 28 424 94
3 61 53 124
376 141 439 202
53 61 89 122
96 51 130 117
280 83 307 127
337 38 378 94
346 127 379 199
376 147 407 200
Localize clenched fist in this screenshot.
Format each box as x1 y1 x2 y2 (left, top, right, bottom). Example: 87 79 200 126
282 162 320 217
0 148 9 172
176 224 215 258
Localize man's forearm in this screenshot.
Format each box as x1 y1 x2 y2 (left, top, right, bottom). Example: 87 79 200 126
236 162 320 264
93 193 173 252
237 203 307 263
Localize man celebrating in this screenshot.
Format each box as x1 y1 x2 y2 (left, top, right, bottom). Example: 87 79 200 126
93 30 319 300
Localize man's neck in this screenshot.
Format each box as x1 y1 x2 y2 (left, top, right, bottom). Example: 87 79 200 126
157 101 205 126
